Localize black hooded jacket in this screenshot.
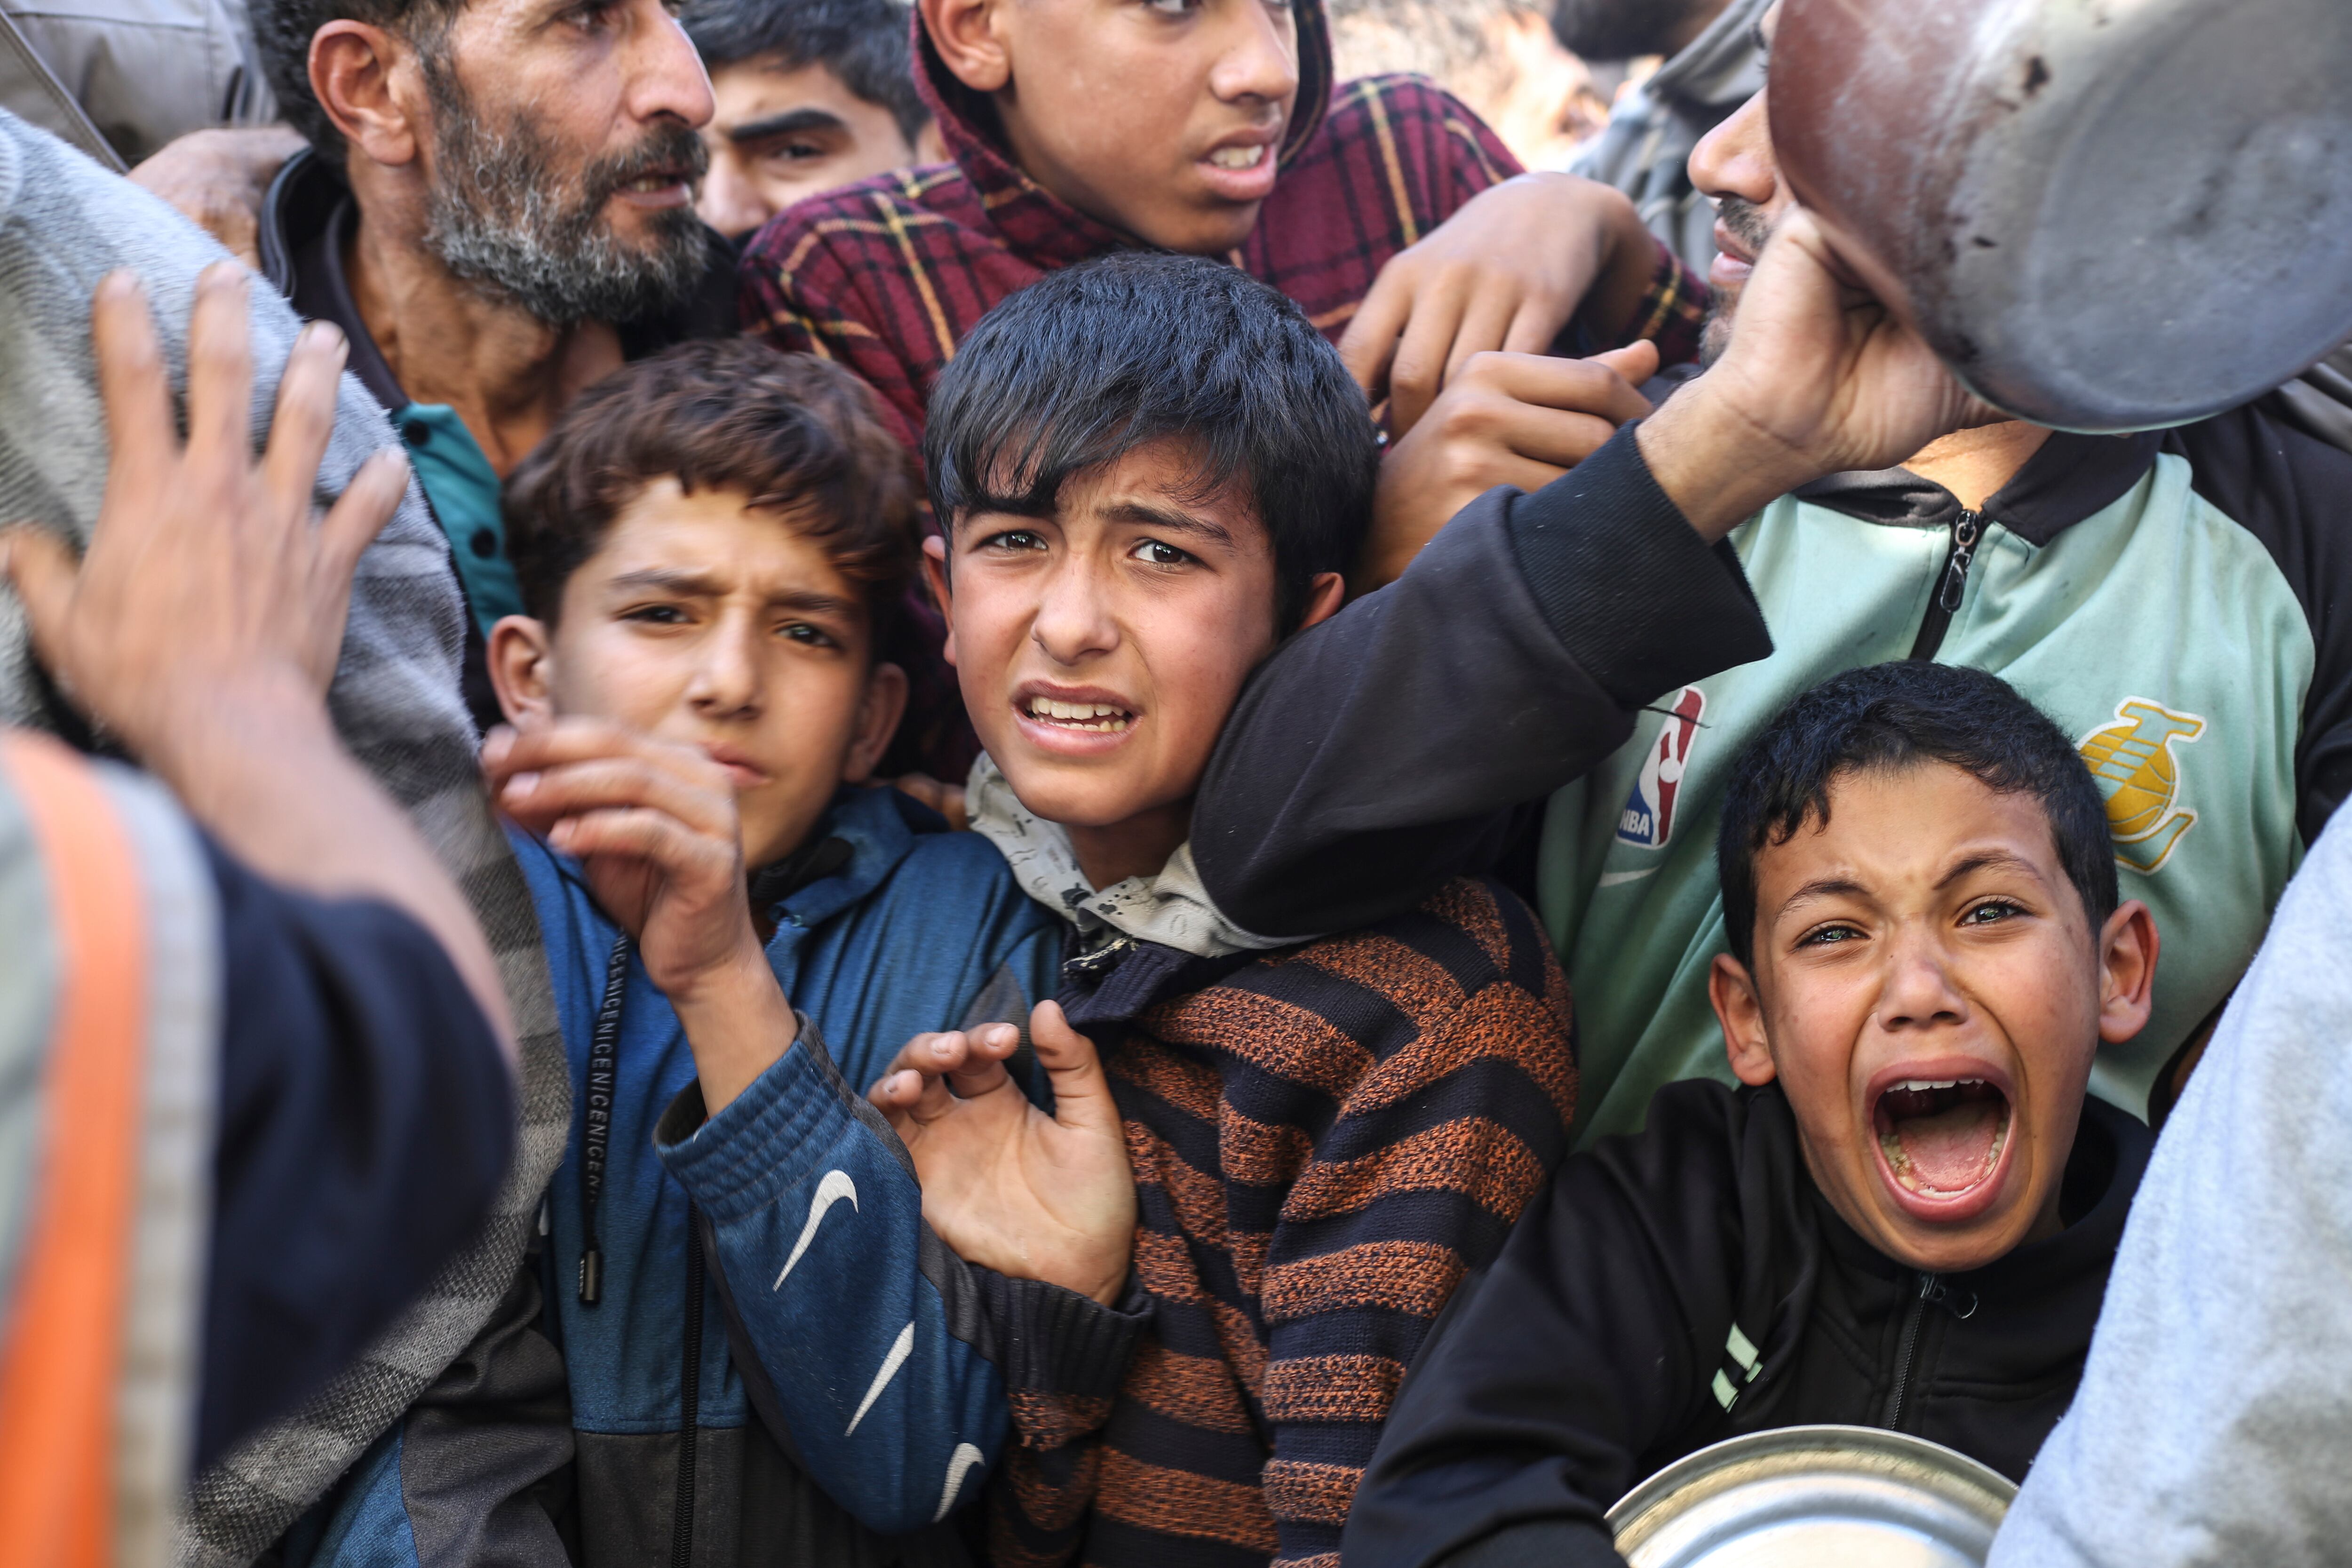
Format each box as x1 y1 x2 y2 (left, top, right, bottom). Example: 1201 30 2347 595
1342 1078 2151 1568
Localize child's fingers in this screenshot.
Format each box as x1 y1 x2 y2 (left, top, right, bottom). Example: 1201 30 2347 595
545 806 729 883
1593 339 1661 391
1031 1001 1124 1140
490 716 733 790
499 756 736 842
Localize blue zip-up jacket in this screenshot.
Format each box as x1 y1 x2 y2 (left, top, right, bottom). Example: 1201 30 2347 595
285 787 1147 1568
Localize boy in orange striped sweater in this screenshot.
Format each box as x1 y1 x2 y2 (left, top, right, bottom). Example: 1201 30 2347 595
858 252 1580 1568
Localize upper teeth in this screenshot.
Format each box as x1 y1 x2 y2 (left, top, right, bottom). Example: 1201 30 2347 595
1892 1079 1982 1093
1208 145 1267 170
1027 697 1130 728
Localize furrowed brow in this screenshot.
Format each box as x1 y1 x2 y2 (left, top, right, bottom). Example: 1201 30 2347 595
769 589 861 618
1100 501 1238 548
607 567 727 597
1936 851 2048 891
1777 876 1868 917
728 107 848 145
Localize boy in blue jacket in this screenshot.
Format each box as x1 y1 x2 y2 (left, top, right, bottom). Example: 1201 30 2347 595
287 340 1143 1568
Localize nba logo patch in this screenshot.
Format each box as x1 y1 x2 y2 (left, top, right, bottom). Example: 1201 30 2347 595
2078 697 2206 874
1618 686 1707 848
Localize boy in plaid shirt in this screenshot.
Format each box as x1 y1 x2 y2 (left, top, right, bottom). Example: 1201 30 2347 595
738 0 1705 451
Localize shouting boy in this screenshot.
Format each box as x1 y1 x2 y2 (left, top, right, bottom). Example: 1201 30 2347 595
1343 662 2160 1568
287 340 1144 1568
876 253 1578 1568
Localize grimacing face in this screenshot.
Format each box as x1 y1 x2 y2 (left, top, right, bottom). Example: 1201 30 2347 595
488 480 907 869
924 0 1301 256
696 53 924 239
1708 762 2158 1274
926 438 1339 889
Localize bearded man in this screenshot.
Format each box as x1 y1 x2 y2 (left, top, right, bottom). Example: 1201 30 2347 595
252 0 731 718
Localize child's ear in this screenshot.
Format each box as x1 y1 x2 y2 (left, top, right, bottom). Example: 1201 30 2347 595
1710 951 1779 1087
920 0 1012 94
922 535 958 667
843 661 911 784
1297 571 1345 633
486 614 559 728
2096 899 2161 1044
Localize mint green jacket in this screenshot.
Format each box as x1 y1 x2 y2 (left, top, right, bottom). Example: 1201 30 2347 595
1193 411 2352 1141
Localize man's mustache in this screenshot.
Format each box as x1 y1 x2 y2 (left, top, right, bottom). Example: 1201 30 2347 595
586 123 711 203
1716 195 1774 258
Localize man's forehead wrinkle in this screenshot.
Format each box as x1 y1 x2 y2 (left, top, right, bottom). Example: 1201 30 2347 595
1935 848 2055 891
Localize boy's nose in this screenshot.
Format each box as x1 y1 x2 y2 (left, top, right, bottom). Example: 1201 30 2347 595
1875 931 1971 1031
1207 0 1300 107
1028 563 1121 666
688 621 767 715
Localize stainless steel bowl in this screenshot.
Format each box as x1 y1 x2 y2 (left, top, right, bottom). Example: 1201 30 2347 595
1773 0 2352 432
1605 1425 2016 1568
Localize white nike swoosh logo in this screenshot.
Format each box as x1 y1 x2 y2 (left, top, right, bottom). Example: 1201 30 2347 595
935 1443 985 1521
774 1169 858 1290
846 1322 916 1435
1599 868 1656 887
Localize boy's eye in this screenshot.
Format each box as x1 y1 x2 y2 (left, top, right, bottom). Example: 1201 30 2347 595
1960 899 2025 926
977 528 1047 554
779 621 839 648
622 603 690 626
1129 538 1196 567
1796 923 1864 949
1141 0 1200 15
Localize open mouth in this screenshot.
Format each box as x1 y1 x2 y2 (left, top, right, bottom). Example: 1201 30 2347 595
1022 694 1135 734
1206 144 1269 171
1873 1077 2012 1201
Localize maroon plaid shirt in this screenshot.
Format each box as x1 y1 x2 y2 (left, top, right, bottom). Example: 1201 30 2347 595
738 4 1706 448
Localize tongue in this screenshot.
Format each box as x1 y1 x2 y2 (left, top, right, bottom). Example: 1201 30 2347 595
1894 1099 2003 1192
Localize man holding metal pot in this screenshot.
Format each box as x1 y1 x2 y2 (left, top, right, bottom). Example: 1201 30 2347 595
1186 0 2352 1157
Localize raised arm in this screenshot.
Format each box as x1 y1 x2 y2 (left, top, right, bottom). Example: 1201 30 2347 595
1192 208 2003 939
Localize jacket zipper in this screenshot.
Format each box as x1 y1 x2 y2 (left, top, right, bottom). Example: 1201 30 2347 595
672 1214 704 1568
1881 1271 1940 1431
1907 510 1983 661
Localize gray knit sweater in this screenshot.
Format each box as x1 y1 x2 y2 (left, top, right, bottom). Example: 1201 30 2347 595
0 111 570 1568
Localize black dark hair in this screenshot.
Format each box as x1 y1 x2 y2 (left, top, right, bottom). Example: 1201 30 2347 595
1716 662 2119 968
502 338 918 630
255 0 465 159
681 0 930 147
922 251 1381 633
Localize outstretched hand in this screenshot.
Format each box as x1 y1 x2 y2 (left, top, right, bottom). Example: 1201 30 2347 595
3 264 409 759
1340 172 1661 440
1638 208 2006 539
869 1003 1135 1305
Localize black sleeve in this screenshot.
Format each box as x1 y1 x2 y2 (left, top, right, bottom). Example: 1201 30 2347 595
1190 427 1773 938
196 836 515 1471
2166 403 2352 841
1340 1083 1750 1568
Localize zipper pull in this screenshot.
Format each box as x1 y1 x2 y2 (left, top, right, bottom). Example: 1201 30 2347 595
1936 511 1982 614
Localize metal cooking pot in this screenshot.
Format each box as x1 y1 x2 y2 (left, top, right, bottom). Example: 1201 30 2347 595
1605 1425 2016 1567
1771 0 2352 432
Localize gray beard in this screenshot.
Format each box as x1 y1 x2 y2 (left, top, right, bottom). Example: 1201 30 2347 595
419 66 707 326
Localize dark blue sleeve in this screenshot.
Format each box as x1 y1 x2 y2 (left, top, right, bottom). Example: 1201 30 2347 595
197 836 514 1470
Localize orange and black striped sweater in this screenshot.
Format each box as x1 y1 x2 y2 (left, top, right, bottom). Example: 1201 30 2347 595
991 876 1577 1568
